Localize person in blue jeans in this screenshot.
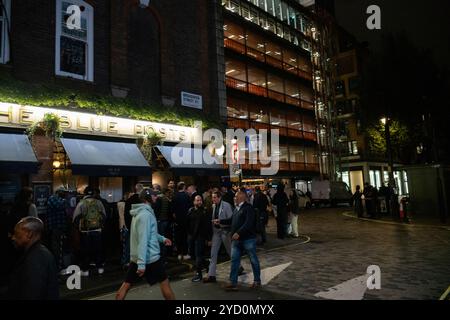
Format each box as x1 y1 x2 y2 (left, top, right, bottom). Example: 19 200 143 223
222 190 261 291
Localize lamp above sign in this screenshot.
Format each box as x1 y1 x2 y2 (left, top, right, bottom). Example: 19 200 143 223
181 91 203 110
139 0 150 8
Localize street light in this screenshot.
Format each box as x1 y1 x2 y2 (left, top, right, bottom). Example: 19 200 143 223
380 117 395 188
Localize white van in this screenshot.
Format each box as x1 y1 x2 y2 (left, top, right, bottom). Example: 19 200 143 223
311 180 352 207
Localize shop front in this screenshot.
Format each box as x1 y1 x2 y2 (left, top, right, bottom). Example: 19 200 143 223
0 102 207 210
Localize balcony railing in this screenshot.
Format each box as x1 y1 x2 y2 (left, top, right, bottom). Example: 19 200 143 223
227 117 317 142
226 76 313 111
224 38 313 82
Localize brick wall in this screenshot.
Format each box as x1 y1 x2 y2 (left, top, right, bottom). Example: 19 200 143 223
7 0 221 122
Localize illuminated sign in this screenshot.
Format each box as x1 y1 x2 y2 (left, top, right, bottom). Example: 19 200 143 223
0 102 200 143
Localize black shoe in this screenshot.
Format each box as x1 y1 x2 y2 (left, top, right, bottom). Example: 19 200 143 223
238 266 245 276
192 273 202 283
203 276 217 283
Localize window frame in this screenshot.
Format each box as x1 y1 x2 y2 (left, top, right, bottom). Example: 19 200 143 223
0 0 11 64
55 0 94 82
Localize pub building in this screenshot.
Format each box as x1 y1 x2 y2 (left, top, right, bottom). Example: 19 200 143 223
0 0 231 215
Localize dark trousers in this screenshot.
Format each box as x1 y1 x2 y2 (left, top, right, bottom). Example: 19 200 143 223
175 223 188 255
49 229 65 271
276 212 288 239
193 239 206 273
80 231 103 271
158 220 170 263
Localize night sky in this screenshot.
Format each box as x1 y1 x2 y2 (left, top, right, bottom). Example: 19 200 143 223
333 0 450 67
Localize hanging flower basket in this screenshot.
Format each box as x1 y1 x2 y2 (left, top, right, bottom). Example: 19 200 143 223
27 113 63 140
138 131 163 165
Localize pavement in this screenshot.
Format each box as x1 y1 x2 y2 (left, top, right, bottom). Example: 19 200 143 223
89 207 450 300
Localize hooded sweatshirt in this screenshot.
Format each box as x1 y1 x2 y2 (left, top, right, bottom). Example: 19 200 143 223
129 203 166 270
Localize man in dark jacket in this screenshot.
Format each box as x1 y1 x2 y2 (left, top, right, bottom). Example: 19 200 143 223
125 184 144 231
7 217 59 300
252 187 269 244
224 191 261 291
172 182 192 260
272 184 289 239
187 195 211 282
221 185 235 210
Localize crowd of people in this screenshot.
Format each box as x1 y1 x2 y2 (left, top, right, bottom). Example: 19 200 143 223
1 180 304 300
352 183 399 219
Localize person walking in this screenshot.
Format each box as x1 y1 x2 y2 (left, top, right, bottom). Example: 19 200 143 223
72 186 106 276
187 195 211 282
172 182 192 261
272 184 289 239
203 191 234 283
252 187 269 244
7 217 59 300
353 185 364 218
224 190 261 291
289 190 300 238
46 187 68 274
115 189 175 300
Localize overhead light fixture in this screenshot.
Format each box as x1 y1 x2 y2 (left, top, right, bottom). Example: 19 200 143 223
226 69 236 75
139 0 150 8
215 145 225 156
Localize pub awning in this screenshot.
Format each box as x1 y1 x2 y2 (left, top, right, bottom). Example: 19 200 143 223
60 138 151 177
0 133 39 173
156 145 226 176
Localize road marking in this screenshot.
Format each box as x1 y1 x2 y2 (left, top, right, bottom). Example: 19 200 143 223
439 285 450 300
314 274 370 300
238 262 293 286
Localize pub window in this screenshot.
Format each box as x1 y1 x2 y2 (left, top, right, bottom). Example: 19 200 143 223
0 0 11 64
55 0 94 81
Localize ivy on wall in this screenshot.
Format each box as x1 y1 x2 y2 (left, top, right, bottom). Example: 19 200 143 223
0 71 222 129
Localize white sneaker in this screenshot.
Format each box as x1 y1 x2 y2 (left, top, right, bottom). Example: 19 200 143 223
183 255 191 260
178 255 183 261
98 268 104 275
81 271 89 277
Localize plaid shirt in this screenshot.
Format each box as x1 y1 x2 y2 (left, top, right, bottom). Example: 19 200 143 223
46 195 67 231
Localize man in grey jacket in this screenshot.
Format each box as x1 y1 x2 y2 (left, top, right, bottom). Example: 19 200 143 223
203 191 243 283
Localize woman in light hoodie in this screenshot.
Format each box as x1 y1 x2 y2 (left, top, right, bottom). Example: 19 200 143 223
116 189 175 300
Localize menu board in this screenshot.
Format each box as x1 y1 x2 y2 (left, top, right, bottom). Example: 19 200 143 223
33 184 52 216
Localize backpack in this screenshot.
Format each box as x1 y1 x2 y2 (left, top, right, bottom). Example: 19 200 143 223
80 199 103 231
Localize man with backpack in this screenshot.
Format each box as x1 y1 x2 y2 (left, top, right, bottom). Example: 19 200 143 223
73 186 106 276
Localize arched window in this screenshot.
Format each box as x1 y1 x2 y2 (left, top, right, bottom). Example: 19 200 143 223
0 0 11 64
55 0 94 81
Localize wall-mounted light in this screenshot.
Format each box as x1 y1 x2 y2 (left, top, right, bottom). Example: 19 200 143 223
139 0 150 8
53 160 61 169
215 145 225 156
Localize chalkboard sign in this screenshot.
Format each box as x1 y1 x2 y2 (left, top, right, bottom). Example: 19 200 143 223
60 36 86 76
33 184 52 216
